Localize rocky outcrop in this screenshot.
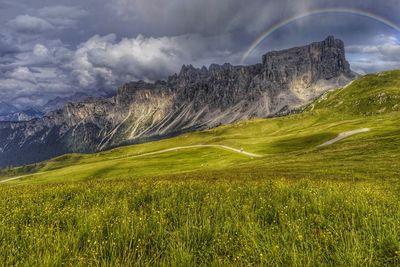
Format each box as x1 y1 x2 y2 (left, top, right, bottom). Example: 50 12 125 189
0 109 43 122
41 92 90 114
0 36 356 167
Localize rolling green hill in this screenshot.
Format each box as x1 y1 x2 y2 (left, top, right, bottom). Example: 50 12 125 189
0 70 399 266
2 70 400 184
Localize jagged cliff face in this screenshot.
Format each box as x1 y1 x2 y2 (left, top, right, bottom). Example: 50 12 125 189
0 36 355 167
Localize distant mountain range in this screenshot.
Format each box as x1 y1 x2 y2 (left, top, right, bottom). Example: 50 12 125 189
0 101 19 116
0 92 92 122
41 92 90 114
0 109 44 122
0 36 357 167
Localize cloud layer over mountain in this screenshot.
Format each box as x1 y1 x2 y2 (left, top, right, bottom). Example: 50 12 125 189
0 0 399 108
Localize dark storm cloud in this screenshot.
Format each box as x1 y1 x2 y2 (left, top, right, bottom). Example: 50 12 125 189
109 0 306 35
36 5 88 30
0 33 20 55
0 0 399 108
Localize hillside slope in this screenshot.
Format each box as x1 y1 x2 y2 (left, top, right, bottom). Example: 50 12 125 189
1 70 399 184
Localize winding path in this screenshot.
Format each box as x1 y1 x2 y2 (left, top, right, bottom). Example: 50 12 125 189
317 128 370 147
1 128 371 184
128 145 262 159
0 172 42 184
0 145 261 184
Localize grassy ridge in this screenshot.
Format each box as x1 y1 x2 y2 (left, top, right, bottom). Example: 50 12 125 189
0 70 400 266
3 111 398 184
311 71 400 115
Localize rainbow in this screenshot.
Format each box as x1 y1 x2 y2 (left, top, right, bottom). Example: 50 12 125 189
240 8 400 64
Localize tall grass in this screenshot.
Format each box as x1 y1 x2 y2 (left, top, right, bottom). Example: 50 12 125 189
1 177 399 266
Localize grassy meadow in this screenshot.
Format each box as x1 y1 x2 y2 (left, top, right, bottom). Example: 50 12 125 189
0 70 400 266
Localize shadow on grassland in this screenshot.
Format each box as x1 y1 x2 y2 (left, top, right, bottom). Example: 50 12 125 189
268 132 337 153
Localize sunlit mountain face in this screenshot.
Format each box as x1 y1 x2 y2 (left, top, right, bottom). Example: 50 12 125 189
0 0 399 111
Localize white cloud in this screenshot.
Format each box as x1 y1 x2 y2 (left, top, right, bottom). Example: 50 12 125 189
33 44 49 57
10 41 73 68
8 67 36 83
70 33 189 87
347 35 400 59
0 66 77 108
0 40 77 108
69 33 233 88
8 15 54 34
1 0 399 109
347 35 400 73
0 31 234 108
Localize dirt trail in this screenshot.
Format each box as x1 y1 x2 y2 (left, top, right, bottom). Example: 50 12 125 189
0 172 42 184
317 128 370 147
128 145 262 159
0 145 261 184
2 129 371 184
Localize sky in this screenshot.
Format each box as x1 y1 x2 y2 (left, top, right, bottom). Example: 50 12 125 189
0 0 399 109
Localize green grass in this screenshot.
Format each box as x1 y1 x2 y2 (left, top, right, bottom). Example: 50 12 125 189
1 70 400 266
1 178 399 266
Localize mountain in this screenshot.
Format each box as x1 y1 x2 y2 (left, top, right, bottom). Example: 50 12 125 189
0 36 356 167
0 102 18 116
0 92 107 122
0 109 43 122
41 91 116 114
0 94 88 122
41 92 90 114
5 70 399 181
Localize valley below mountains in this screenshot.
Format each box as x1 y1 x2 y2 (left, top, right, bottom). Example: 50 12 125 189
0 36 356 167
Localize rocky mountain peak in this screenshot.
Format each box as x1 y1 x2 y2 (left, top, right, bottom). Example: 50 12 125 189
0 36 356 167
261 36 351 91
